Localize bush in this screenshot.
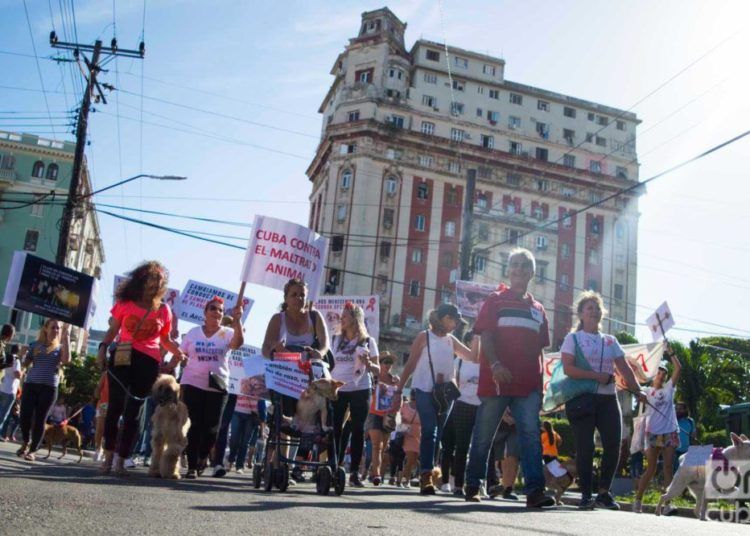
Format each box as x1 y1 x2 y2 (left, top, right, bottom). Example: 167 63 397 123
60 353 101 410
701 428 730 448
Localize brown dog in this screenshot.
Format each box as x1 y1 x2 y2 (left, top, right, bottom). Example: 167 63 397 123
42 423 83 463
291 378 345 434
543 458 578 505
148 375 190 479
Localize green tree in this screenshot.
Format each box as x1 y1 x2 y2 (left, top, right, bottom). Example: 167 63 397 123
614 331 639 345
59 353 101 410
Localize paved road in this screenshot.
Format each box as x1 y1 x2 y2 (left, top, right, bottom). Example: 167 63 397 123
0 442 744 535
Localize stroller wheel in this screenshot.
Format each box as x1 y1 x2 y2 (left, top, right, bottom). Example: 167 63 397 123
263 460 273 492
316 466 332 495
252 465 262 489
333 466 346 496
275 463 290 492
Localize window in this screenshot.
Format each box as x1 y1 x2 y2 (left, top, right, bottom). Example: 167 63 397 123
476 107 483 118
477 86 485 95
590 160 602 173
616 223 625 240
595 136 607 147
535 147 548 161
446 187 458 205
46 163 58 181
336 205 347 222
587 279 599 292
563 129 575 143
587 112 595 121
616 120 626 131
411 248 423 264
561 243 571 259
450 102 464 115
585 132 594 143
560 274 570 291
475 194 488 211
563 154 576 168
426 49 440 61
489 89 500 100
483 64 496 76
340 169 352 189
509 93 522 105
23 230 39 251
409 280 421 297
444 220 456 237
478 223 489 240
389 115 405 128
614 284 624 300
536 179 549 192
30 195 44 217
536 235 548 250
440 252 454 268
440 285 452 304
536 122 549 138
448 161 461 174
452 80 465 92
597 116 609 126
418 154 433 167
385 148 400 160
383 208 394 228
31 161 45 178
388 68 403 79
562 212 573 228
415 214 425 231
355 68 373 83
564 106 576 118
561 185 576 198
616 166 628 179
331 235 344 252
536 262 547 284
509 141 522 155
385 177 398 195
377 275 388 293
422 95 437 108
508 116 521 129
481 135 494 149
591 219 601 235
450 128 466 142
421 121 435 135
424 73 437 84
589 249 599 265
340 143 356 154
506 173 521 186
454 56 468 69
537 100 550 112
507 229 520 245
380 241 392 259
0 155 14 169
474 254 487 274
487 110 500 123
416 183 429 199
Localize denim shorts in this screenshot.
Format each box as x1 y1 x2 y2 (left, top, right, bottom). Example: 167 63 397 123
647 431 680 449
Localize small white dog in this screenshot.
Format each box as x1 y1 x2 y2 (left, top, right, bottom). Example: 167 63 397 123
148 375 190 479
656 432 750 520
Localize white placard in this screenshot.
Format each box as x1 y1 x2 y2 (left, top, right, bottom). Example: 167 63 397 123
227 345 267 399
314 295 380 342
240 215 328 301
264 352 308 400
455 280 497 319
646 301 675 342
177 279 254 325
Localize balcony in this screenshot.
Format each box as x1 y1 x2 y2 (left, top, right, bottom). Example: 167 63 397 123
0 168 16 188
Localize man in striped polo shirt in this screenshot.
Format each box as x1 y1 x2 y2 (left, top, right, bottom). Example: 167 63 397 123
464 248 554 508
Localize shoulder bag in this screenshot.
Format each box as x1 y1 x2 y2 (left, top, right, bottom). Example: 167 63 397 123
542 332 600 414
425 330 461 414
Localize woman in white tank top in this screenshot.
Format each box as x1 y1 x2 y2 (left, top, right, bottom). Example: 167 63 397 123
391 303 477 495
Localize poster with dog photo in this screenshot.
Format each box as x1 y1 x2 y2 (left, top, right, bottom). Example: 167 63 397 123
228 344 268 400
455 280 497 319
314 295 380 342
2 251 97 328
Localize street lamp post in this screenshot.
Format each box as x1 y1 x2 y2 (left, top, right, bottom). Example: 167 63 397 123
55 173 187 265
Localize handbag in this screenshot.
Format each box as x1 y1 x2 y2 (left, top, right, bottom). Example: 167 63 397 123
111 305 159 367
425 330 460 414
543 333 600 413
630 403 648 454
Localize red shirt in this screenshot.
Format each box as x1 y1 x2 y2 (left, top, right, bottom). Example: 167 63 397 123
474 288 550 397
111 301 172 362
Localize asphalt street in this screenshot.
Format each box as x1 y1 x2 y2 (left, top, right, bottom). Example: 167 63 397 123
0 441 745 536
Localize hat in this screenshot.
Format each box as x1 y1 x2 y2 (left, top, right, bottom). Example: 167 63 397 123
436 303 462 321
658 361 669 372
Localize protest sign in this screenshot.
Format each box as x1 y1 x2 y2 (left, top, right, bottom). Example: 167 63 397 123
3 251 97 328
114 274 181 312
227 345 268 399
375 384 396 412
314 295 380 341
177 279 254 325
646 301 675 342
241 215 328 301
264 352 309 399
455 280 497 318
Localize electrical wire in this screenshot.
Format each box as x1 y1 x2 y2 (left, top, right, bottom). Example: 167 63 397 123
22 0 58 140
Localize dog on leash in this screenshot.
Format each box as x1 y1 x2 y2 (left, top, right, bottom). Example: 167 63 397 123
148 375 190 479
42 423 83 462
289 378 345 434
543 458 578 505
656 433 750 520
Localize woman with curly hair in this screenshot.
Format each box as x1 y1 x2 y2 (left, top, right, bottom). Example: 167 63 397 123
96 261 185 476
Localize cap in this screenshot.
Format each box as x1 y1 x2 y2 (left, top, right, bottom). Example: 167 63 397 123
658 361 669 372
437 303 462 321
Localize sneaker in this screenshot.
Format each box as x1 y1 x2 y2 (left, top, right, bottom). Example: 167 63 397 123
197 458 208 476
349 473 365 488
400 481 410 488
212 465 227 478
373 476 381 486
185 469 197 479
143 457 151 468
235 467 244 474
388 477 396 486
502 487 519 501
419 472 435 495
632 500 643 514
488 484 504 499
526 489 555 508
578 495 596 510
453 488 465 498
92 450 103 462
464 485 482 503
124 457 137 469
595 492 620 511
662 504 678 516
440 483 452 493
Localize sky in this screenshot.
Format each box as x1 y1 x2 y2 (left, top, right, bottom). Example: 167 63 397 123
1 0 749 347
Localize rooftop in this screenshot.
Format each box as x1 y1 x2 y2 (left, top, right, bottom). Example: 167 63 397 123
0 130 76 153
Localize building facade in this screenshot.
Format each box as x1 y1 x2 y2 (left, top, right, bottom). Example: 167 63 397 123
307 8 641 358
0 130 105 353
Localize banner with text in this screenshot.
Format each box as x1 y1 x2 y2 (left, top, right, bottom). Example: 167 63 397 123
2 251 97 328
314 295 380 342
264 352 309 400
455 280 497 319
227 345 268 399
177 279 254 325
240 215 328 301
114 274 181 313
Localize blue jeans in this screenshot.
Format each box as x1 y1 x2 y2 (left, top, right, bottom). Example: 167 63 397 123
465 391 545 494
414 389 451 473
0 392 14 433
136 397 155 457
228 412 260 470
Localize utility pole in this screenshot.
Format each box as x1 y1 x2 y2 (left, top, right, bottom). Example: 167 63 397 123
459 168 477 280
50 33 144 266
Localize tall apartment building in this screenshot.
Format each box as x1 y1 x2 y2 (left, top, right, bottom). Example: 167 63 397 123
0 130 105 352
307 8 640 356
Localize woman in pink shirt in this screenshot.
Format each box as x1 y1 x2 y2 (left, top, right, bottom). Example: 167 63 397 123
96 261 185 476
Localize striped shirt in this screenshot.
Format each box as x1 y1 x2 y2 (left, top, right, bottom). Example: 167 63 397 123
24 342 62 388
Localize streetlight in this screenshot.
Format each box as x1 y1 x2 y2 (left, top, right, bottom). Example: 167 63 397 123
83 173 188 198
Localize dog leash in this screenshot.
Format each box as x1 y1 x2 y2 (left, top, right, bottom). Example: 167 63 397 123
106 368 150 402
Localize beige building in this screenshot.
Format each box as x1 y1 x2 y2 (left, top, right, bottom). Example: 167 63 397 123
307 8 640 358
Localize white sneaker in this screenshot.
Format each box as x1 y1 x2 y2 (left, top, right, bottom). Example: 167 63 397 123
124 457 137 469
212 464 227 477
633 500 643 514
440 483 452 493
235 467 244 474
93 450 103 462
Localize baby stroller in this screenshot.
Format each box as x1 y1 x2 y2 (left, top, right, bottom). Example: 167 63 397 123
253 355 346 496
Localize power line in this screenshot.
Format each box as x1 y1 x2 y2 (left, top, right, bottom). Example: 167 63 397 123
22 0 58 139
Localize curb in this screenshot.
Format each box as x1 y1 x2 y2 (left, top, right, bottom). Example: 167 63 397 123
559 495 696 518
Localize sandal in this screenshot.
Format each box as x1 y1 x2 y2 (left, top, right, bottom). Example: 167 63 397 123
98 451 114 475
16 443 29 457
23 452 36 461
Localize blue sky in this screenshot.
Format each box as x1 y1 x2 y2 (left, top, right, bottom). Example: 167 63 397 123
2 0 749 346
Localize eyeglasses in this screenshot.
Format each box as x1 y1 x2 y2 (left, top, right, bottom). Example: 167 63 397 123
208 305 224 313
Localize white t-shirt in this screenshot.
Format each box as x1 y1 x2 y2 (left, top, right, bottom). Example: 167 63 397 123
1 358 22 395
560 331 624 395
645 379 679 434
411 331 455 393
330 335 378 393
180 326 235 392
454 358 480 406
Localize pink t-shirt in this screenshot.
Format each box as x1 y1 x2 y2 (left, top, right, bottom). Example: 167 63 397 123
111 301 172 361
